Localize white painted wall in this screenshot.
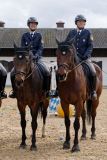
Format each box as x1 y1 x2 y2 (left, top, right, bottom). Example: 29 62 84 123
0 57 107 86
92 57 107 86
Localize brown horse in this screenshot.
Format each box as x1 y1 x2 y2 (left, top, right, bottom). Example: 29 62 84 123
13 44 49 150
56 39 102 152
0 100 2 108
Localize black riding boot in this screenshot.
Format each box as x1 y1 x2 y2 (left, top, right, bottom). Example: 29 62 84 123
9 74 16 98
43 75 51 98
90 75 97 100
0 75 7 99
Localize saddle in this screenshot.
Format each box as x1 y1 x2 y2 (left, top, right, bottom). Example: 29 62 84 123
35 61 51 93
35 61 50 78
35 62 44 80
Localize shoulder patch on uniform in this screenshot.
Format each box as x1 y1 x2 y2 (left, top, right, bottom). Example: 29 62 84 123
90 34 94 41
41 39 44 44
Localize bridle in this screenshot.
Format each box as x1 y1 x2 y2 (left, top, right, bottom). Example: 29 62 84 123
57 44 75 72
15 66 36 81
57 45 85 73
58 61 85 73
58 63 70 70
14 51 36 81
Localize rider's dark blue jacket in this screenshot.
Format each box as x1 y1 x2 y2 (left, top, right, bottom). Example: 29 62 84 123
21 31 43 58
66 28 93 60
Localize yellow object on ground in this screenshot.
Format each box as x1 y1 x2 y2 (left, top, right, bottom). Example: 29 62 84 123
56 104 75 118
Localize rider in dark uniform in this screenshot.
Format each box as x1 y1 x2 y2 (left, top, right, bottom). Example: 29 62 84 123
9 17 51 98
0 63 7 99
66 14 97 100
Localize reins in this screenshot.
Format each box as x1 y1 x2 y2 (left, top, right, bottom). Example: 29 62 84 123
25 65 36 80
58 59 86 73
15 63 36 81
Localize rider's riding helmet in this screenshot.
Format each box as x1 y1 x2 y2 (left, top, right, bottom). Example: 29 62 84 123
27 17 38 26
75 15 86 24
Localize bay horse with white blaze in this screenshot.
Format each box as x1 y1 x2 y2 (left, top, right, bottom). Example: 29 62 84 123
56 39 102 152
13 44 49 150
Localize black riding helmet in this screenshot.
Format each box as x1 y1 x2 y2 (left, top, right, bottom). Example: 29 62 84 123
27 17 38 26
75 15 86 24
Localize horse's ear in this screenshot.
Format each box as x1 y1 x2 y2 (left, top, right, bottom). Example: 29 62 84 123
13 42 18 49
56 38 60 45
13 42 18 55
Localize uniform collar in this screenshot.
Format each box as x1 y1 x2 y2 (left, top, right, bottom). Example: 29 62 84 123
77 28 84 32
30 31 36 35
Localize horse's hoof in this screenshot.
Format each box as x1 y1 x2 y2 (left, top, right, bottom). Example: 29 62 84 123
63 141 70 149
71 144 80 152
91 134 96 140
19 143 27 149
30 145 37 151
80 135 87 140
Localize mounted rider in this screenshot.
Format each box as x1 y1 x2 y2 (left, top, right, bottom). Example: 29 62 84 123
66 14 97 100
9 17 51 98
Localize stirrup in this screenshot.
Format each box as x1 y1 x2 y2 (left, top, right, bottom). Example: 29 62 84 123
49 90 58 98
9 90 16 98
0 91 7 99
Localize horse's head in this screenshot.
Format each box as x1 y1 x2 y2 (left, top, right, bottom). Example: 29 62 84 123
13 43 34 88
56 39 76 81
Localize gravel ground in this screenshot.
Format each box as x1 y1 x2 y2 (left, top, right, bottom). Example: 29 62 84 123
0 87 107 160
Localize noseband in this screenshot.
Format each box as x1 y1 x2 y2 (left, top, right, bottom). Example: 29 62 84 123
15 71 26 76
14 58 35 81
58 63 70 70
15 65 36 81
57 53 82 74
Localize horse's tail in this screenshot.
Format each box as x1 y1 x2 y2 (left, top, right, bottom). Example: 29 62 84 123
86 99 92 124
38 102 44 118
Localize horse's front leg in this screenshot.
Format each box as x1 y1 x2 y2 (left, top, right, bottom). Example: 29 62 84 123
61 102 70 149
30 106 38 151
72 101 83 152
18 103 27 148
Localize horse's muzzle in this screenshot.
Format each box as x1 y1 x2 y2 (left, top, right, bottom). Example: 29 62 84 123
15 79 24 88
57 67 67 81
15 74 25 88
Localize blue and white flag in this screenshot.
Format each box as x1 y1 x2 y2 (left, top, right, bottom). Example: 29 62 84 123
49 97 60 113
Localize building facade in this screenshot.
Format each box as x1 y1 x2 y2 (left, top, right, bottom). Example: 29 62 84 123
0 22 107 86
